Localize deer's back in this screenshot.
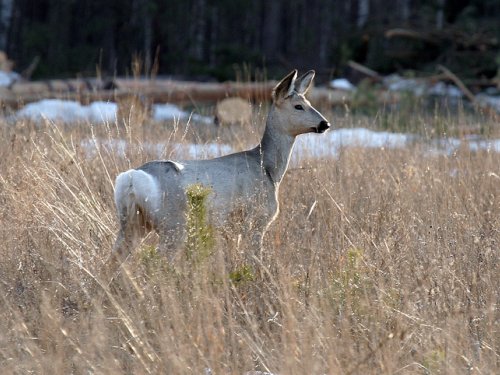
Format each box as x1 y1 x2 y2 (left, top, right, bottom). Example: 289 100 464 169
138 150 277 226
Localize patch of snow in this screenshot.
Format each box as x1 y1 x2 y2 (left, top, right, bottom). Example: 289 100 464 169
15 99 213 125
152 103 213 124
476 94 500 113
466 138 500 153
384 74 427 96
424 137 462 156
0 70 20 86
152 103 186 121
81 139 134 158
80 138 232 160
294 128 413 162
87 101 118 123
384 74 462 98
294 128 500 164
82 128 500 166
330 78 356 91
428 82 462 98
16 99 117 123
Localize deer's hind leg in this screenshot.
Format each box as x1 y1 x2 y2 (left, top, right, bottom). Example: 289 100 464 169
111 205 151 264
157 217 187 263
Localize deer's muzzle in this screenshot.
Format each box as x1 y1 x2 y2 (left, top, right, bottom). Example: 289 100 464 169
315 120 330 133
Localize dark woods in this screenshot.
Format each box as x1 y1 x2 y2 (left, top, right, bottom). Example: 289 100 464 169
2 0 499 80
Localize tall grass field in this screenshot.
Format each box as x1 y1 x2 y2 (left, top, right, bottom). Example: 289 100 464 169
0 99 498 374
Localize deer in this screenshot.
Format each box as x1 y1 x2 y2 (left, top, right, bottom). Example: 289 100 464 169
112 69 330 265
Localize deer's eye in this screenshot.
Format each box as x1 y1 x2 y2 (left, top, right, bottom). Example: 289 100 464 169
294 105 304 110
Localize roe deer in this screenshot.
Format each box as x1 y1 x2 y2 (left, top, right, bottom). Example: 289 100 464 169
112 69 330 263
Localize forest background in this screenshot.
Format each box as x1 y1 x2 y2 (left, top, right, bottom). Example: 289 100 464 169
1 0 499 82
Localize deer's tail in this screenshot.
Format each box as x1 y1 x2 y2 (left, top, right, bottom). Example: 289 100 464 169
114 169 160 231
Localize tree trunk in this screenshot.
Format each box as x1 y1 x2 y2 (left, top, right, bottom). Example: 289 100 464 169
0 0 14 51
318 1 333 68
142 0 153 74
436 0 445 30
357 0 370 28
208 5 218 68
400 0 411 22
190 0 206 61
103 22 116 75
261 1 281 62
47 0 72 75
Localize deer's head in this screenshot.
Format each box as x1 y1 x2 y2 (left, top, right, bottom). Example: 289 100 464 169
271 70 330 137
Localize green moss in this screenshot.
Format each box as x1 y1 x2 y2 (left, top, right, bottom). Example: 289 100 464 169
185 184 215 262
328 247 372 313
139 245 168 276
422 348 446 374
229 265 255 286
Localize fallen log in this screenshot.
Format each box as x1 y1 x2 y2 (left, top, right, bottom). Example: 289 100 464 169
0 77 360 110
0 78 278 109
385 28 439 44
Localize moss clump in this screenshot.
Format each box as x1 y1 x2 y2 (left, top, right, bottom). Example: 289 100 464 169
185 184 215 262
139 245 165 275
328 247 373 314
229 265 255 286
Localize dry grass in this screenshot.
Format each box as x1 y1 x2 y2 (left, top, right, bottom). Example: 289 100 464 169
0 104 498 375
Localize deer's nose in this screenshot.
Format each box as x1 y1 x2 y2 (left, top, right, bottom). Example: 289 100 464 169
317 120 330 133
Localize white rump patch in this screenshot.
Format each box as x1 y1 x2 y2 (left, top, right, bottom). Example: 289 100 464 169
115 169 162 216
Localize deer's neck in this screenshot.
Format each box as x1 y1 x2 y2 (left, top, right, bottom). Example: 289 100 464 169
257 112 296 185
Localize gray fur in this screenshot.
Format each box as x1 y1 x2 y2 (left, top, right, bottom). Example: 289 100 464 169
112 70 331 263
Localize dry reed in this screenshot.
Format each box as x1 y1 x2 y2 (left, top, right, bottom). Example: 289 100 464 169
0 103 498 374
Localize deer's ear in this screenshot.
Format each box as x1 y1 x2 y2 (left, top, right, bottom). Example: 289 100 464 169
272 70 297 102
295 70 315 95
